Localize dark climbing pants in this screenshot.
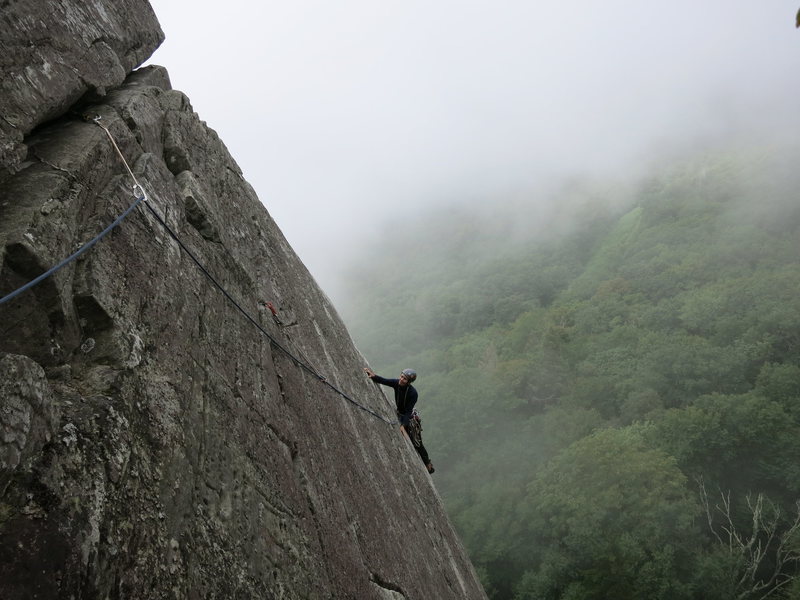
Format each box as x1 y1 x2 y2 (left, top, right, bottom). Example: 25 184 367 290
407 420 431 466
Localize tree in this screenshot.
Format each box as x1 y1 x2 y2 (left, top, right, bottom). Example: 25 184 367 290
649 394 800 503
698 480 800 599
514 427 700 600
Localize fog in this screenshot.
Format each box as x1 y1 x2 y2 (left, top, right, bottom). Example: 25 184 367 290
144 1 800 302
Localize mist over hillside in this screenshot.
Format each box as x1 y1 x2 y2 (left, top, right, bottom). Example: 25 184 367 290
145 1 800 301
337 135 800 599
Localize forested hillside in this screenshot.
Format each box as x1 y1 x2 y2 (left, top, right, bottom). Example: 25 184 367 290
341 142 800 599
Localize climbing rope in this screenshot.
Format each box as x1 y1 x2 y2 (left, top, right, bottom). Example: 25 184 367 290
0 187 146 306
0 114 393 424
92 116 144 190
139 199 395 424
0 117 146 307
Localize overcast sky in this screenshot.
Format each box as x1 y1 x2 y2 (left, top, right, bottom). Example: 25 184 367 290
144 1 800 301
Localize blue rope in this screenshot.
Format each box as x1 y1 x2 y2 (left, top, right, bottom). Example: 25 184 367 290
0 186 146 306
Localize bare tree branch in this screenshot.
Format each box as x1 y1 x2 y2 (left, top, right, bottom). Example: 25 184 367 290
696 480 800 600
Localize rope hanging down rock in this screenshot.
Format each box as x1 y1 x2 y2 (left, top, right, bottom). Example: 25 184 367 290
0 117 145 306
0 115 394 425
0 193 145 306
139 196 393 424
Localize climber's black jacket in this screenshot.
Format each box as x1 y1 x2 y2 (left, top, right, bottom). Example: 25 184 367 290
370 375 418 427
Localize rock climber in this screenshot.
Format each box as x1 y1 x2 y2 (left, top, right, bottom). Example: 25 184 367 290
364 367 435 474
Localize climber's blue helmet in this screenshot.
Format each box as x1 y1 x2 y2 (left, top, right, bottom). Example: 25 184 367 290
401 368 417 382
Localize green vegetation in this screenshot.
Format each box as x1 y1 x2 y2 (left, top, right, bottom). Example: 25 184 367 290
342 142 800 599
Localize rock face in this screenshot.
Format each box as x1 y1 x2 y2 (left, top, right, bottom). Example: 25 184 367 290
0 2 487 599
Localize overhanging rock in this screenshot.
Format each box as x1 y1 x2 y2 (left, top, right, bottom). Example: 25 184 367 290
0 2 487 599
0 0 164 175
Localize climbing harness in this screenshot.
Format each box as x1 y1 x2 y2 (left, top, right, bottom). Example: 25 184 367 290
407 409 423 447
0 115 395 426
